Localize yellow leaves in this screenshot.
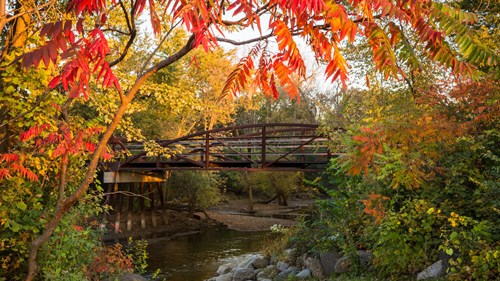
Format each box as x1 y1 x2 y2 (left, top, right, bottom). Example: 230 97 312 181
448 212 466 228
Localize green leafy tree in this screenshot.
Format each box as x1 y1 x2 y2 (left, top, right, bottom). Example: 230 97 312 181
169 171 222 215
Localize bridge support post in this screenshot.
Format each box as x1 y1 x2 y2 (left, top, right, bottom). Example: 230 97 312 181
157 182 168 225
126 183 134 231
149 183 157 228
114 184 124 233
140 183 146 229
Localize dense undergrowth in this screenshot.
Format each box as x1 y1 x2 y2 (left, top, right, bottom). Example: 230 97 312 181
291 79 499 280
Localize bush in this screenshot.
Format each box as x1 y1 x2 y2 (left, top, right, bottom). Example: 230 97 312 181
291 81 499 280
169 171 222 212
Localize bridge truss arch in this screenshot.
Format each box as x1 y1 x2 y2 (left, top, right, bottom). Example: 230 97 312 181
110 123 338 173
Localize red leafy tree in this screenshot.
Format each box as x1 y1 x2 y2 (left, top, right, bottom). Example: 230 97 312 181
1 0 498 279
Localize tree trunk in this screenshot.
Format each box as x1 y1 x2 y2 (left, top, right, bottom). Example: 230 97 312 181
243 171 254 213
25 35 196 281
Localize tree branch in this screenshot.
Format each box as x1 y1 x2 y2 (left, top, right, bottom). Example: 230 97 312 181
25 34 197 281
139 20 182 75
109 0 136 67
216 33 274 46
0 0 56 33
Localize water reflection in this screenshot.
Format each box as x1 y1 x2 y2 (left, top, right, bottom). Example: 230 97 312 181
147 228 269 281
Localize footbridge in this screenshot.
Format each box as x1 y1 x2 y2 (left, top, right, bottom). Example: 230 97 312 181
108 123 336 175
102 123 338 234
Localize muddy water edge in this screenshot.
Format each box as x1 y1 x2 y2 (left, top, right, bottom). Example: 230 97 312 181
145 227 270 281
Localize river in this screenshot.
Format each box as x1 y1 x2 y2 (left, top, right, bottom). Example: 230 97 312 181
146 227 269 281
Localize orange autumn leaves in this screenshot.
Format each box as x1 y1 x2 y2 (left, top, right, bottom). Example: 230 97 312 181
361 193 389 224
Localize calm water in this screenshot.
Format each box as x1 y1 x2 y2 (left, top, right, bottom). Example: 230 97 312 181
146 228 269 281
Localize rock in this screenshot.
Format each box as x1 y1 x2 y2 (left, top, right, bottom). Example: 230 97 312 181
256 271 269 280
218 262 236 275
296 269 312 279
277 266 299 278
285 248 295 256
256 264 277 280
285 248 296 261
264 264 276 272
276 261 289 272
357 250 373 268
334 257 351 273
320 252 342 276
216 273 233 281
305 257 324 278
295 255 305 268
417 260 445 280
112 273 147 281
252 256 270 269
232 268 255 281
257 279 272 281
205 278 216 281
238 255 260 269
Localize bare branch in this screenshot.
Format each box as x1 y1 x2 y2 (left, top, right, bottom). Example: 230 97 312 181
216 33 274 46
109 0 136 67
0 0 56 33
139 20 182 75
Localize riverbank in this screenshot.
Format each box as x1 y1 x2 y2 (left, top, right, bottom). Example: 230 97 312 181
203 198 313 231
104 198 313 241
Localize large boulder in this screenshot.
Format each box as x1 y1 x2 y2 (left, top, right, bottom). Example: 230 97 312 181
251 256 270 269
218 262 237 275
232 268 255 281
216 272 233 281
305 257 324 278
238 254 260 269
417 260 445 280
320 252 342 276
357 250 373 268
334 256 351 273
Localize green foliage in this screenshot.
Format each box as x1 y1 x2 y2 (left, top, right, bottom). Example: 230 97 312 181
38 214 103 280
292 76 499 280
370 199 442 275
125 238 149 274
169 171 222 211
247 171 304 204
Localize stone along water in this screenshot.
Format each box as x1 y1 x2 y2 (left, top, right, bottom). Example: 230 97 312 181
146 228 269 281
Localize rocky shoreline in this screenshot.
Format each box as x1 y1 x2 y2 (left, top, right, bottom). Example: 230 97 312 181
204 247 447 281
203 248 374 281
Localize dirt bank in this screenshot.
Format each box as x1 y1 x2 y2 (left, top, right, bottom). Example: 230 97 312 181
104 198 314 241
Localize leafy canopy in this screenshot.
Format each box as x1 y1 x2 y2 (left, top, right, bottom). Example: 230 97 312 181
21 0 499 102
